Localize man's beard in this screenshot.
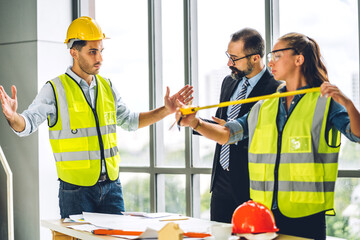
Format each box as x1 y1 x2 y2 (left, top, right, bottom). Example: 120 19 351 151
230 62 253 80
78 56 101 76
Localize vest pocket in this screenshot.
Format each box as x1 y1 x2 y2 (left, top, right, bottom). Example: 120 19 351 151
249 163 266 182
250 124 277 154
290 188 325 204
58 159 91 169
249 163 266 202
289 136 311 153
104 111 116 125
69 102 92 128
289 164 325 204
59 135 89 152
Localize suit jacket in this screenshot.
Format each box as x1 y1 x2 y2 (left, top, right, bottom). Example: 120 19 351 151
210 69 281 204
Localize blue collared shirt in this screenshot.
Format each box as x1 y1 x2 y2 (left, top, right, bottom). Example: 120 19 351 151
15 66 139 137
226 66 266 116
225 85 360 144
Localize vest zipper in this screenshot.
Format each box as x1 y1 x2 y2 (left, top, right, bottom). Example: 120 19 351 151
271 98 289 210
92 77 107 179
66 73 107 180
271 130 282 210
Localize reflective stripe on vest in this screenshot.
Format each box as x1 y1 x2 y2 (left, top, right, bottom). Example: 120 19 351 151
248 91 340 218
48 74 120 186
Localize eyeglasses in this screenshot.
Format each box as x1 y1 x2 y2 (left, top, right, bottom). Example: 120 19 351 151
225 51 258 65
267 48 299 63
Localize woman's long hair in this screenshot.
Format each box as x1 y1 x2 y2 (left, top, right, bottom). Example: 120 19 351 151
279 33 329 87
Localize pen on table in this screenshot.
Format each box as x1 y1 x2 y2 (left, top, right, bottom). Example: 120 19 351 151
92 228 212 238
92 229 143 236
183 232 212 238
159 217 189 221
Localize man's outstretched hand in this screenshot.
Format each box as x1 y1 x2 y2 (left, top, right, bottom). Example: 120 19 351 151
0 85 18 122
164 85 194 114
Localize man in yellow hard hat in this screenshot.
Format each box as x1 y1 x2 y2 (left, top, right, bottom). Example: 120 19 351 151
0 16 193 218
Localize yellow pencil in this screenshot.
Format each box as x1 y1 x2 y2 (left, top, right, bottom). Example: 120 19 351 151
159 217 189 221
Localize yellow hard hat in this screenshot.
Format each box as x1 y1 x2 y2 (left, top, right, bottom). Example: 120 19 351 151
64 16 107 43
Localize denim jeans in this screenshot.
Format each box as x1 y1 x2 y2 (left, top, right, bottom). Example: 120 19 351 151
58 177 125 218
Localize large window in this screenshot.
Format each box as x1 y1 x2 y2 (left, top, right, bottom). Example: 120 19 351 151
196 0 265 167
96 0 150 167
94 0 360 234
161 0 186 167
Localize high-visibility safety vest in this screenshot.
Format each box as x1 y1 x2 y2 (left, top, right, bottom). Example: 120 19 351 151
48 73 120 186
247 91 341 218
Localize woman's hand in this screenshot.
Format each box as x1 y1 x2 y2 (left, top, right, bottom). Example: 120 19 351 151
320 82 351 107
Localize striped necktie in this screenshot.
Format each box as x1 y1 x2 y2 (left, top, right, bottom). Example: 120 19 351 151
219 78 250 171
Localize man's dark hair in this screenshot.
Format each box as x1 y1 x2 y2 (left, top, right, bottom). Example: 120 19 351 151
231 28 265 58
71 40 87 51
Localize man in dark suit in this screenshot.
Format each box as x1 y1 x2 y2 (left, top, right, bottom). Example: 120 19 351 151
195 28 281 223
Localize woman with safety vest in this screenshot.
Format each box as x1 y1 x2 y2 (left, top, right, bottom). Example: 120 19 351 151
176 32 360 240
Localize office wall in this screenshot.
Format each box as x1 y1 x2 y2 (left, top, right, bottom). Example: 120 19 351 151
0 157 10 240
0 0 72 239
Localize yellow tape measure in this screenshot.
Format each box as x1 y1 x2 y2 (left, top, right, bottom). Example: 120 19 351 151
179 87 321 115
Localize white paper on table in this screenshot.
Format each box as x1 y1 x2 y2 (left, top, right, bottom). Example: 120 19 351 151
63 218 74 223
122 212 191 221
122 212 172 218
138 227 158 238
83 212 166 231
82 212 214 236
121 212 147 217
67 224 100 232
177 218 216 233
143 212 173 218
236 232 278 240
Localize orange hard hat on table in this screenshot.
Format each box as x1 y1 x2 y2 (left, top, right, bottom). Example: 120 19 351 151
231 200 279 234
64 16 107 43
